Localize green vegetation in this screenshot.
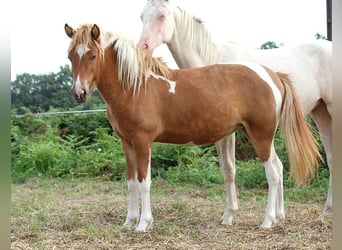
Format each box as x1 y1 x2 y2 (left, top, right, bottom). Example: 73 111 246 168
11 107 329 205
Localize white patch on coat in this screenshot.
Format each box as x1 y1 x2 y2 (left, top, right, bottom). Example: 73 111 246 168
151 72 176 94
240 63 282 117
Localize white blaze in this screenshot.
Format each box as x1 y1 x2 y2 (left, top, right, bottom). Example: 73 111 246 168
76 44 90 59
75 75 83 90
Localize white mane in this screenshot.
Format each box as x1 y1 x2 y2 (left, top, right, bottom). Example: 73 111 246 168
145 1 215 64
175 7 215 64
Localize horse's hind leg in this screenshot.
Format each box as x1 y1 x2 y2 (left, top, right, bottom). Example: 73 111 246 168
311 100 332 217
260 144 284 229
245 121 284 228
216 134 238 225
271 145 285 221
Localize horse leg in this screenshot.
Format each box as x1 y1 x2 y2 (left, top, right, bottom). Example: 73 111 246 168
134 142 153 232
260 144 283 229
243 122 282 229
272 145 285 221
216 134 238 225
311 100 332 217
121 140 140 230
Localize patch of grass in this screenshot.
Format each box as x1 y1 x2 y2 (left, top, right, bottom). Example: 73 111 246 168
236 160 268 189
11 177 331 249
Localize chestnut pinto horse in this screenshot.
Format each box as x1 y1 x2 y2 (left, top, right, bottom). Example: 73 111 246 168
137 0 332 224
65 23 320 232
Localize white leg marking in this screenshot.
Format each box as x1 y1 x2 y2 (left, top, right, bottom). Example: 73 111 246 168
123 179 140 230
272 147 285 221
260 146 282 229
135 148 153 232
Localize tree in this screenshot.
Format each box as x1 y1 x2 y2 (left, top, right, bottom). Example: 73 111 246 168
315 32 327 40
259 41 280 50
11 65 105 113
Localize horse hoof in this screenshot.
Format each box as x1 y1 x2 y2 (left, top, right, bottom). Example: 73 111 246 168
221 216 233 226
123 218 139 230
259 223 272 230
260 218 274 229
135 219 153 232
276 213 285 222
319 207 332 218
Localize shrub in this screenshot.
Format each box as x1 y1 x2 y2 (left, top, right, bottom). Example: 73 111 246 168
153 145 222 185
11 109 328 190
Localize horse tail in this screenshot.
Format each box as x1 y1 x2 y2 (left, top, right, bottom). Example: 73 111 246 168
277 73 322 185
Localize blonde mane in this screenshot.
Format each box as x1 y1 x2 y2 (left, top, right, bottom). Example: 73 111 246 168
69 24 170 94
176 7 215 64
114 38 170 94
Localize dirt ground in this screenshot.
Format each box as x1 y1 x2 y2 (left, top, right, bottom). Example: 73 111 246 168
11 178 332 249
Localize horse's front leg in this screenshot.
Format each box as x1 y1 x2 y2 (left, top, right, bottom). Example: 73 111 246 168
121 139 153 232
122 140 140 230
216 134 238 225
134 140 153 232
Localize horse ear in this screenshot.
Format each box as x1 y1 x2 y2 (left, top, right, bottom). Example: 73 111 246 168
91 24 101 41
65 23 75 38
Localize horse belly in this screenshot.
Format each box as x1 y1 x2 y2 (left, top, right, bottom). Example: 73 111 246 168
155 109 239 145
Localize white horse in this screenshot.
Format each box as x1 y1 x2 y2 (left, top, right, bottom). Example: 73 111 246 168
137 0 332 227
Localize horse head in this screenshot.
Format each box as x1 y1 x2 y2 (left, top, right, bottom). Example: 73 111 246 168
137 0 176 54
65 23 102 103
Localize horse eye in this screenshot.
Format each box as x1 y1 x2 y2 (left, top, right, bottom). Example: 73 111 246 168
159 14 165 20
90 55 96 60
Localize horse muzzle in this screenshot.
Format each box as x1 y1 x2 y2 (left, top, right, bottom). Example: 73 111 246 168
137 42 153 56
72 88 87 103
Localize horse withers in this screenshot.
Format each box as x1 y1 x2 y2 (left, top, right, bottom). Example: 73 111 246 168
65 23 321 232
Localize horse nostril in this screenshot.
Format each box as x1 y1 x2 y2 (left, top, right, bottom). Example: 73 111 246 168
144 43 149 50
72 88 87 102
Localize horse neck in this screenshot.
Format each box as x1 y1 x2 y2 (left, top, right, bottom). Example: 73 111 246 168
96 48 123 105
167 31 206 68
166 8 214 68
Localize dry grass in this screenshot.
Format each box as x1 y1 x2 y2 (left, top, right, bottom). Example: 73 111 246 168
11 178 331 249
